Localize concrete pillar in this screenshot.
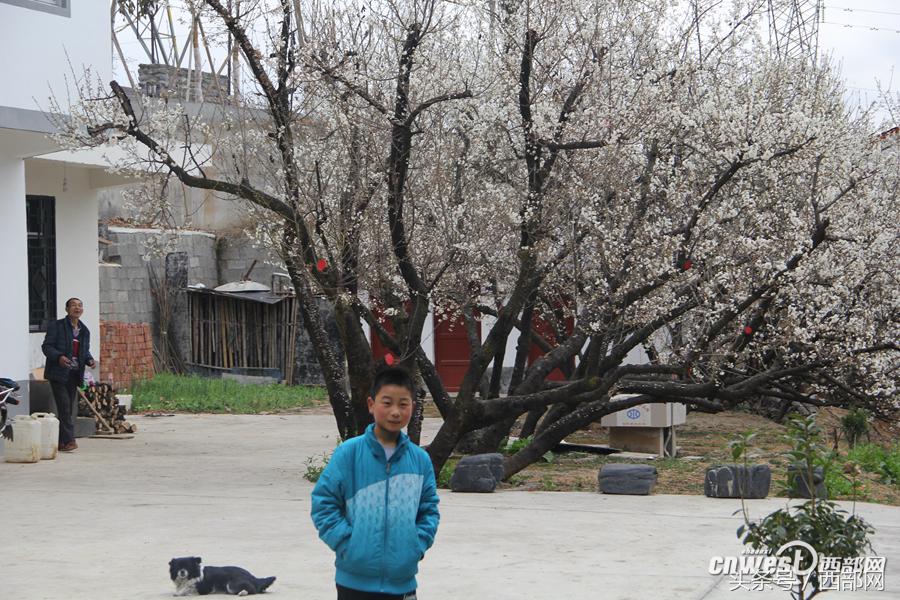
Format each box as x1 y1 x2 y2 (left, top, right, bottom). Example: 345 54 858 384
0 158 31 382
0 158 32 455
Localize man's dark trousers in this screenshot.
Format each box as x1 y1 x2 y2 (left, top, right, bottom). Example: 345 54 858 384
49 376 78 446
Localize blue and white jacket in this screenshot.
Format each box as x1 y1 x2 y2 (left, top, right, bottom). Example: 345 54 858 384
311 424 440 594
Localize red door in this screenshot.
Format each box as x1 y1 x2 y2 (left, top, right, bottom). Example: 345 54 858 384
434 313 480 392
369 301 417 363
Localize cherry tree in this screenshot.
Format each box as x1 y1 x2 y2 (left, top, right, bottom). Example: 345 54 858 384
57 0 898 477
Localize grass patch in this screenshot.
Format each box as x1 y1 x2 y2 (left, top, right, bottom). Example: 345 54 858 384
823 463 865 500
499 436 532 455
437 458 459 489
132 373 326 413
847 443 900 484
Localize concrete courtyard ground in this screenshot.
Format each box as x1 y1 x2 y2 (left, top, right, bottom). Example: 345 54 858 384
1 414 898 599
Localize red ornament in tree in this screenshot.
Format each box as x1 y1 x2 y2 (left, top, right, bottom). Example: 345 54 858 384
743 325 753 335
384 353 395 366
682 258 693 271
316 258 328 272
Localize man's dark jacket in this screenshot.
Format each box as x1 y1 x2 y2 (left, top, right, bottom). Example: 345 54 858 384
42 318 94 384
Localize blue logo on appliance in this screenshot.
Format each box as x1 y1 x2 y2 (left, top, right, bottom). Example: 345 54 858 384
626 408 641 420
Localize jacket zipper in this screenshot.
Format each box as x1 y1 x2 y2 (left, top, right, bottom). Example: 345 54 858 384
381 460 391 592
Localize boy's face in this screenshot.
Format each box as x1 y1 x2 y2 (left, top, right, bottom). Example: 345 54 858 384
367 383 414 438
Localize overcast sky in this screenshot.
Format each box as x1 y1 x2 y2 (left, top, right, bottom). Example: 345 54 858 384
818 0 899 125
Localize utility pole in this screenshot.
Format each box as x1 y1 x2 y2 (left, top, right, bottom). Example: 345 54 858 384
767 0 823 64
112 0 235 102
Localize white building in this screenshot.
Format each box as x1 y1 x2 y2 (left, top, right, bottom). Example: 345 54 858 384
0 0 121 409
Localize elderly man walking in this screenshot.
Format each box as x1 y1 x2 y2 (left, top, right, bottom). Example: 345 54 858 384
42 297 96 452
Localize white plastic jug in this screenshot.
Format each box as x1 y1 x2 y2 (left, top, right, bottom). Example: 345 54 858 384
3 415 41 463
31 412 59 460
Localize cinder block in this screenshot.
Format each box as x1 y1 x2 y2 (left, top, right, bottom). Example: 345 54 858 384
74 417 96 438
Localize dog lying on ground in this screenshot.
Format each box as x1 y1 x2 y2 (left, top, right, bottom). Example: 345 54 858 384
169 556 276 596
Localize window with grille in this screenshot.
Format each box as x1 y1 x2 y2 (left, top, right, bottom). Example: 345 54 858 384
27 195 57 332
0 0 70 17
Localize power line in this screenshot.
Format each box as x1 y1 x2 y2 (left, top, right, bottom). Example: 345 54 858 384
824 5 900 18
846 85 886 93
821 20 900 34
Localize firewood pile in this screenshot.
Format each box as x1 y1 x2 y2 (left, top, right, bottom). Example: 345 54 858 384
78 383 137 434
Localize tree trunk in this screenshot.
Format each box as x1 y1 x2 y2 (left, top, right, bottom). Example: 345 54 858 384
284 247 355 439
502 391 651 479
334 301 375 435
518 406 545 438
455 417 516 454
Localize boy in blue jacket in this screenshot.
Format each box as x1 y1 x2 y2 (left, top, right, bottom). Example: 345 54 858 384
311 367 440 600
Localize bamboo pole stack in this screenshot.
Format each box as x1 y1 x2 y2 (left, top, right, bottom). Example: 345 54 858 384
188 291 299 381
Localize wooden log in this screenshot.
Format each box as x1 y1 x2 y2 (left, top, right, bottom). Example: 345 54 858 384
78 389 113 432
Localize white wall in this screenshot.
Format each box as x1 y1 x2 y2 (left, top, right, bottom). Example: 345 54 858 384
423 311 435 363
25 159 100 374
0 1 110 112
98 181 251 232
0 159 32 380
481 314 519 366
29 333 45 372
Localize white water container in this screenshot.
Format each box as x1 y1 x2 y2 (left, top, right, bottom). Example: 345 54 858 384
115 394 132 411
31 412 59 460
3 415 41 463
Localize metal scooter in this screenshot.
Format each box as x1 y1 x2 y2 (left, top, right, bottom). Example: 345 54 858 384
0 378 21 441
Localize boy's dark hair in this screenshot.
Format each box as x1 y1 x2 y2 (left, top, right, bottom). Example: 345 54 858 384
370 367 416 400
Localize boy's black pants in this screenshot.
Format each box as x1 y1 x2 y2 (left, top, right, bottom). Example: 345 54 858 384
336 584 417 600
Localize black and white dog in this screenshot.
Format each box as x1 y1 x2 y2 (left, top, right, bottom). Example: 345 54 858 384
169 556 276 596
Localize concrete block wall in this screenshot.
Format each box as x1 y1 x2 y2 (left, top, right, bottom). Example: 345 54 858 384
217 237 286 288
100 322 154 389
97 226 346 386
100 227 218 324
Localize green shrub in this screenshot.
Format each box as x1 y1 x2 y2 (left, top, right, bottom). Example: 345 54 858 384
848 443 900 485
730 415 875 600
437 460 457 488
500 436 532 455
823 462 861 499
883 448 900 484
840 407 869 448
846 443 885 474
303 452 330 483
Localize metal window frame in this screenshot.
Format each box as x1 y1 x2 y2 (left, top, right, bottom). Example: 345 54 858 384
0 0 70 18
26 195 57 333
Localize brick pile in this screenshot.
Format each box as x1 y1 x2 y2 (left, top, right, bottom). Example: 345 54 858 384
100 321 155 388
